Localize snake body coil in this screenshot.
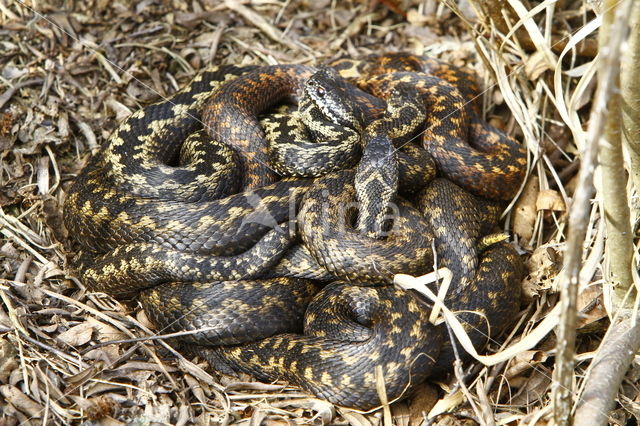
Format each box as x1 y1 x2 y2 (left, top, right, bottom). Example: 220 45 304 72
64 53 526 409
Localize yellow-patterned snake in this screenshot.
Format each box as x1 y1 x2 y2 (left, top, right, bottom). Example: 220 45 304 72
64 53 526 409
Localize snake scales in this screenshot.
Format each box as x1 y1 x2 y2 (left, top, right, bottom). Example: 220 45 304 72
64 53 526 409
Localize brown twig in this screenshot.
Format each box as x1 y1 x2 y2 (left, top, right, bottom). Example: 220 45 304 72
574 313 640 424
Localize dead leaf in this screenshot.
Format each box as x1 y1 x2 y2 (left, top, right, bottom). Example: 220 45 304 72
175 11 223 28
66 364 102 389
57 322 94 347
184 374 207 405
536 189 566 211
105 97 132 123
84 344 120 364
428 390 464 419
513 178 540 243
0 339 18 384
86 317 127 342
42 196 68 243
504 350 548 379
510 368 552 406
521 246 561 301
576 285 608 329
136 308 154 330
0 385 43 418
338 409 376 426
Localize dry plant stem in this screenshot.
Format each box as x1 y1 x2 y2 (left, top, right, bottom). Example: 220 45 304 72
573 314 640 425
621 1 640 194
600 70 634 306
599 0 635 306
552 0 632 424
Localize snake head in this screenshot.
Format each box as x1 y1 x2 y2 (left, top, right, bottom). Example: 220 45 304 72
300 67 362 130
359 133 397 169
354 133 399 239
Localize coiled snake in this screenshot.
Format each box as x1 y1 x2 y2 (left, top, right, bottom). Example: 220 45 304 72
64 53 526 409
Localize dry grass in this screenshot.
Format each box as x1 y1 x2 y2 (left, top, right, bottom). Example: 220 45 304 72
0 0 638 424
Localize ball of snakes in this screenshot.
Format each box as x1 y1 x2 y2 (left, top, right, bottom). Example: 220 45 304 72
63 53 526 410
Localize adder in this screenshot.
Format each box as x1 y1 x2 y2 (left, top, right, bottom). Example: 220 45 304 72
63 53 525 409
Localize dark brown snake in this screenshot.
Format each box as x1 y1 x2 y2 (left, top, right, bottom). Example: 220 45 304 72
63 53 526 409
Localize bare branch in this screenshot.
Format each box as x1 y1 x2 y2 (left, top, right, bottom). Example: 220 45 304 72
622 2 640 194
574 315 640 424
600 15 635 307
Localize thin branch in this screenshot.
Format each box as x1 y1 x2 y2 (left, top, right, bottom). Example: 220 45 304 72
621 1 640 194
600 17 634 307
574 314 640 424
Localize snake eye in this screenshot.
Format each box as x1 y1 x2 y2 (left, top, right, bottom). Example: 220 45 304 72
315 86 326 97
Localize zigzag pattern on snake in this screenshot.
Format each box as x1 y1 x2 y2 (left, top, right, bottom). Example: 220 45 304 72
63 53 526 409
